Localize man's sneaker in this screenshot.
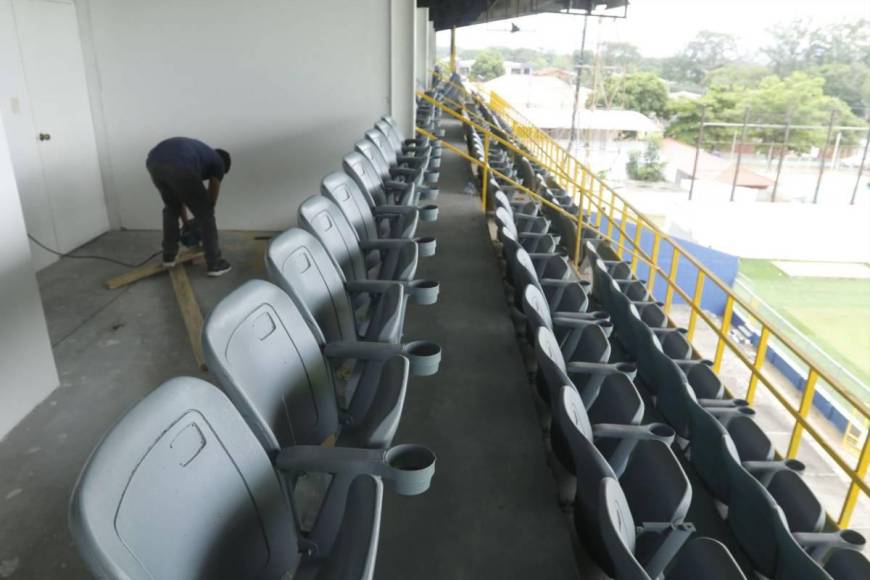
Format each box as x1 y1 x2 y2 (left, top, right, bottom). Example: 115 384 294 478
162 253 177 268
207 259 232 277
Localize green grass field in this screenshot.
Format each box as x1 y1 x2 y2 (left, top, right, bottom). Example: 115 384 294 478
737 260 870 400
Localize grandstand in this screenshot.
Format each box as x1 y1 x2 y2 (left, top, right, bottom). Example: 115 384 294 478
0 1 867 579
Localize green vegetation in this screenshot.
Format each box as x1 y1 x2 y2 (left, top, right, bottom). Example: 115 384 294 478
737 259 870 395
470 49 504 81
626 137 665 181
598 72 668 118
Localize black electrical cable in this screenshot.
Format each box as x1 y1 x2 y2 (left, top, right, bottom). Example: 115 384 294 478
27 233 161 268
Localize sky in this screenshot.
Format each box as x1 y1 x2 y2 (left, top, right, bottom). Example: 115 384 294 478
437 0 870 59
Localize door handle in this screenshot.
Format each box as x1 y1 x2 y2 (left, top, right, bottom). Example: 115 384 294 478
38 132 51 141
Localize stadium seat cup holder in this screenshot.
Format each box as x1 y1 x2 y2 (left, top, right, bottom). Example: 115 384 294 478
425 171 440 184
415 236 437 257
420 187 439 201
405 279 439 305
403 341 442 376
419 204 439 222
277 444 436 497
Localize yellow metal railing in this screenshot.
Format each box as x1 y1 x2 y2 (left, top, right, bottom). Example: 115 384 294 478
419 75 870 528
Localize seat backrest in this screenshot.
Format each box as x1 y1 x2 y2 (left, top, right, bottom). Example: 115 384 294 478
343 151 386 207
824 548 870 580
726 413 773 461
535 325 571 403
598 477 650 580
766 469 825 533
70 377 298 579
522 284 554 332
726 453 783 577
684 362 724 399
321 170 379 242
298 195 368 283
265 227 358 344
687 401 739 502
203 279 339 452
365 128 398 166
376 118 404 153
355 139 393 184
773 506 835 580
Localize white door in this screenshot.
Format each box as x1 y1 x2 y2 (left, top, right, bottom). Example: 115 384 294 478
13 0 108 253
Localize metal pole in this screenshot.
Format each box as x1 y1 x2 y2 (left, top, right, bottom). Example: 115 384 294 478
566 12 589 158
831 131 842 171
730 108 750 202
850 126 870 205
813 109 837 204
688 107 706 201
772 116 791 202
449 27 457 73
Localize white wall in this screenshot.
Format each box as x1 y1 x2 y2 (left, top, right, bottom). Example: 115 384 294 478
0 112 59 439
77 0 393 231
389 0 416 138
415 7 430 90
0 0 58 270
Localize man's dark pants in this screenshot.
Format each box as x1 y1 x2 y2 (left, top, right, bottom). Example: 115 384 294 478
146 162 221 267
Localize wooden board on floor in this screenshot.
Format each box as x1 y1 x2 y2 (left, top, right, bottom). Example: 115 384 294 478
168 264 207 371
104 250 204 290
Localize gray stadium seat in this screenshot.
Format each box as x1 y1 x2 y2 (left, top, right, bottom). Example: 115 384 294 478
298 195 418 283
203 279 409 451
69 377 382 580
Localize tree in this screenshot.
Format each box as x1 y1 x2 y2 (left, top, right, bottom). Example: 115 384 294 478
763 18 870 76
663 31 738 86
470 50 505 81
626 137 665 181
811 63 870 117
600 73 668 118
705 63 772 89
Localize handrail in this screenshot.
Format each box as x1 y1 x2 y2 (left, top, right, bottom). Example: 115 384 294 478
422 75 870 528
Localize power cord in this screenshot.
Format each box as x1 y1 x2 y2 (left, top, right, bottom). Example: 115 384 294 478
28 233 161 268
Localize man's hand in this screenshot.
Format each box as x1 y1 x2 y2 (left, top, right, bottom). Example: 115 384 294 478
208 178 221 206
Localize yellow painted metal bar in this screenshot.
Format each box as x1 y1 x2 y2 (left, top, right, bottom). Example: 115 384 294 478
606 190 616 241
746 326 770 404
630 221 643 275
686 270 706 342
449 27 456 73
663 249 680 314
617 205 629 259
481 132 490 211
648 233 662 295
787 370 820 458
839 432 870 528
713 296 735 373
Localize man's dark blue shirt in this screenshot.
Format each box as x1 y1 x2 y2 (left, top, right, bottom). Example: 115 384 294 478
146 137 225 181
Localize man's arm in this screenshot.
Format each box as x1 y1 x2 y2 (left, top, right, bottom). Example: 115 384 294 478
208 178 221 206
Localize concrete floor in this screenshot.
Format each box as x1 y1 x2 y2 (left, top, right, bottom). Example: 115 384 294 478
0 119 582 578
0 229 273 578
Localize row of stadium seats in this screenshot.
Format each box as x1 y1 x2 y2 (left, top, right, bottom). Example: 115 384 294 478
68 87 453 580
464 95 870 580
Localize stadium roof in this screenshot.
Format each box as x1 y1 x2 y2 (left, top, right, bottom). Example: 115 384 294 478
420 1 630 31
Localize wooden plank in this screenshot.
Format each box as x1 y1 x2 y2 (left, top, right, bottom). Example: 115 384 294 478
104 250 204 289
168 265 207 371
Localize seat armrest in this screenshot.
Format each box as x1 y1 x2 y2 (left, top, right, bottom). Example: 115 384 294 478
323 340 404 362
388 167 419 178
276 444 435 496
593 423 676 476
383 178 413 191
639 522 696 579
373 205 418 217
794 531 867 562
566 361 637 380
345 280 403 296
743 459 805 486
358 239 416 252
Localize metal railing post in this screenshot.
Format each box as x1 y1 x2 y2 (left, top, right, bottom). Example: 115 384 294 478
648 233 661 295
813 109 837 204
713 296 734 372
481 132 491 211
772 116 791 202
663 249 680 313
686 270 706 341
689 107 706 201
730 108 750 202
850 126 870 205
787 370 819 458
839 433 870 528
746 326 770 404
